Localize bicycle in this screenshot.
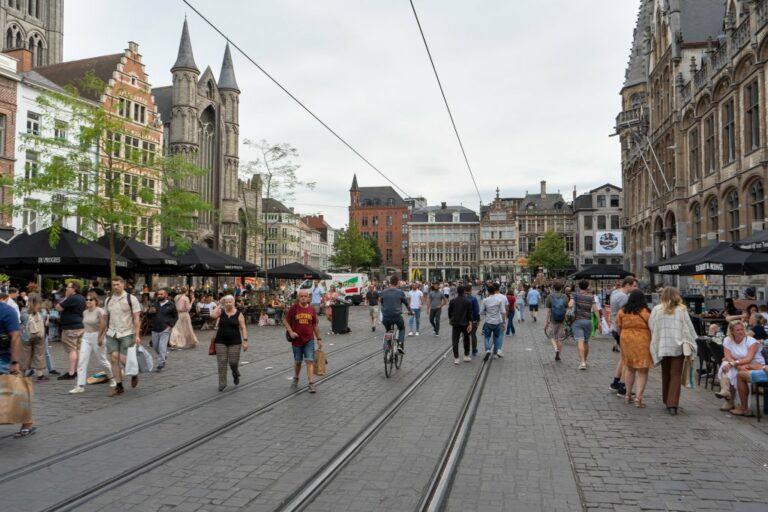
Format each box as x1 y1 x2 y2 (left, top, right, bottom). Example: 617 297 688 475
383 324 404 378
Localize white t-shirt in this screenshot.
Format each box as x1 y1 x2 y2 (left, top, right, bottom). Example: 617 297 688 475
408 290 423 309
482 294 509 324
442 286 450 296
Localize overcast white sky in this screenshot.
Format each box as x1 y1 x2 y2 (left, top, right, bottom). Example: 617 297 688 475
66 0 639 229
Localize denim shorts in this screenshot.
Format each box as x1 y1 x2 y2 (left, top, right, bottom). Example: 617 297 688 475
571 319 593 342
292 340 316 363
750 369 768 384
106 334 135 355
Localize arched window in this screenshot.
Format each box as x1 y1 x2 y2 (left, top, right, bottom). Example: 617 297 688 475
15 31 22 49
749 180 765 229
708 198 719 241
727 189 740 241
206 81 215 99
692 204 702 249
6 29 13 50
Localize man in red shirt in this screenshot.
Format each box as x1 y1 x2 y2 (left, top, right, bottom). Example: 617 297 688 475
284 289 323 393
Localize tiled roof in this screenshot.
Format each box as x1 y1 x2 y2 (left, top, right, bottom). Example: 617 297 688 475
410 205 479 223
358 186 407 207
573 194 593 211
152 86 172 125
263 198 293 214
218 44 239 92
172 19 198 72
519 193 571 213
677 0 725 43
33 53 123 101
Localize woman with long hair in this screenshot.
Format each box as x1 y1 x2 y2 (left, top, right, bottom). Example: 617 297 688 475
649 287 698 415
616 289 652 407
23 296 47 382
170 286 198 349
69 292 115 394
715 320 765 414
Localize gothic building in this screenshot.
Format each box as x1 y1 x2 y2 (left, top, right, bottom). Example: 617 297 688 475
154 20 260 263
1 0 63 68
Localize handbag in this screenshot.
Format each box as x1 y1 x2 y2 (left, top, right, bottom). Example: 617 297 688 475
208 335 216 356
137 345 154 373
0 374 33 425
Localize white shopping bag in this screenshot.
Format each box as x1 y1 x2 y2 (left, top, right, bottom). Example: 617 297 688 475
137 345 154 373
125 346 139 376
600 317 611 336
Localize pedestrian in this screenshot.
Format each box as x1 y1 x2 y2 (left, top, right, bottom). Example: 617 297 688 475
365 284 380 332
505 287 516 335
284 289 322 393
544 280 570 362
21 296 46 382
609 277 639 396
210 295 248 392
442 282 450 300
69 293 115 394
6 287 20 321
44 299 60 344
714 320 765 414
426 284 447 336
170 286 198 349
323 285 339 330
516 285 526 322
0 291 35 437
572 280 600 370
380 275 413 354
310 280 324 316
526 285 541 322
649 287 698 415
407 283 423 336
101 276 142 396
55 282 86 381
615 289 653 407
467 287 480 356
150 288 178 372
448 285 473 364
481 283 508 359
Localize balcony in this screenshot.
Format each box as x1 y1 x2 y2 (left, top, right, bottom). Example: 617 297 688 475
694 62 709 92
758 0 768 31
732 16 751 52
615 107 648 131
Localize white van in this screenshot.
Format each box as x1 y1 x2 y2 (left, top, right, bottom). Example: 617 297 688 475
299 273 369 305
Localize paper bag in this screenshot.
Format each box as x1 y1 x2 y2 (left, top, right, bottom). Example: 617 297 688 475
681 356 696 389
315 349 327 376
0 374 34 425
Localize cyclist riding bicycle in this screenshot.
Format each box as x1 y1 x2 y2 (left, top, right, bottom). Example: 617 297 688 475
380 275 413 354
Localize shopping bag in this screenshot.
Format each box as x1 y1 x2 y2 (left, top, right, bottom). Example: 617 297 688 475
0 374 34 425
137 345 154 373
208 336 216 356
600 317 611 336
125 346 139 376
315 349 327 376
681 356 696 389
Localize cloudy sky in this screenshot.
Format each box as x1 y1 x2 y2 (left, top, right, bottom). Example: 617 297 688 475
66 0 640 229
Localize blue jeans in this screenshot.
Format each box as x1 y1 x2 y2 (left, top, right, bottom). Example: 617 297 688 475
506 310 515 334
408 308 421 332
44 334 54 372
383 316 406 342
483 322 503 353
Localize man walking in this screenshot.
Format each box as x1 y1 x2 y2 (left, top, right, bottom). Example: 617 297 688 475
310 280 324 316
544 280 570 361
284 290 322 393
527 285 541 322
365 283 380 332
448 285 473 364
505 287 516 335
150 289 178 372
100 276 142 396
609 277 638 395
481 283 508 359
6 287 20 321
467 287 480 356
426 284 447 336
56 283 86 380
407 283 423 336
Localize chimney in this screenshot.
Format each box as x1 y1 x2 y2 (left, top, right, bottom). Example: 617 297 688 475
128 41 139 53
441 202 447 209
319 214 324 221
573 186 577 202
540 180 546 198
4 49 32 72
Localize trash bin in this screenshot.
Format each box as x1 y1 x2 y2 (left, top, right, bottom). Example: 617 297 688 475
331 302 351 334
683 294 705 314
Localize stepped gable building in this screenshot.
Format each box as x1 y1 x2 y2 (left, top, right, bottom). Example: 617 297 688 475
348 173 409 274
618 1 767 298
479 187 521 282
1 0 63 68
573 184 623 270
153 20 259 261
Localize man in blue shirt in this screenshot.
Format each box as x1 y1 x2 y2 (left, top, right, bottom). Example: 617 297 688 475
0 292 33 437
380 275 413 353
310 280 324 316
527 286 541 322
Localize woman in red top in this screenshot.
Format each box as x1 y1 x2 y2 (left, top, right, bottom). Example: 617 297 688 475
505 291 516 335
284 290 323 393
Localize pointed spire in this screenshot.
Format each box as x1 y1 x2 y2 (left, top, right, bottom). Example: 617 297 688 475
350 174 359 191
218 43 240 92
172 18 198 73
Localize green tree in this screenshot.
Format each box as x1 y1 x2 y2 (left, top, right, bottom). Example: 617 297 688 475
528 230 571 276
330 219 374 271
367 237 382 268
0 71 210 278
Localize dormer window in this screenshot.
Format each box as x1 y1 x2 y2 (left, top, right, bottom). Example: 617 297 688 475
428 213 435 223
554 202 563 210
526 203 535 210
452 212 460 222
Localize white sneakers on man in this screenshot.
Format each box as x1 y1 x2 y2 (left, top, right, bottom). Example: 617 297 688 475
69 386 85 394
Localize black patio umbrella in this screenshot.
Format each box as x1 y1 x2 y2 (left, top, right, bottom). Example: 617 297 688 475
260 262 331 280
570 264 632 280
732 230 768 252
163 244 260 276
0 227 132 276
675 242 768 276
95 234 179 274
646 243 719 275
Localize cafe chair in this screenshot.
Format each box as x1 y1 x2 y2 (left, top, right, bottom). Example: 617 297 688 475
706 340 725 392
695 337 712 388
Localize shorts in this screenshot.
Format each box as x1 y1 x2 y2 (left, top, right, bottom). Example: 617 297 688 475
548 321 565 341
529 304 539 312
750 369 768 384
292 340 316 363
106 334 135 356
368 305 379 319
572 319 593 342
61 329 84 353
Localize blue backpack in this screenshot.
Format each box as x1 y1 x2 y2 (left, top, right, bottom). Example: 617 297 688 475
550 294 567 322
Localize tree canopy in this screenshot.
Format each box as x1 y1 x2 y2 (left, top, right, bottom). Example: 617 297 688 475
527 230 571 276
330 219 374 271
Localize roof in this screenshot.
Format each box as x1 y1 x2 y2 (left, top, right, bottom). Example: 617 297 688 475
172 19 198 72
350 173 359 191
519 192 571 213
410 205 479 223
218 44 239 92
588 183 622 194
263 198 293 214
358 186 406 207
152 86 172 125
623 0 652 89
676 0 725 43
33 53 123 101
20 70 68 94
573 194 593 211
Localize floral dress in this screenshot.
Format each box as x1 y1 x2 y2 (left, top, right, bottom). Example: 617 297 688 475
616 309 653 369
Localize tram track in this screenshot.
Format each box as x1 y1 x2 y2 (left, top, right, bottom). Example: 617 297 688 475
0 333 380 485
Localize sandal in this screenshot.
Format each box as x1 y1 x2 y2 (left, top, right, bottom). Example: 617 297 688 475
308 382 316 394
14 427 37 438
634 397 646 408
623 396 632 405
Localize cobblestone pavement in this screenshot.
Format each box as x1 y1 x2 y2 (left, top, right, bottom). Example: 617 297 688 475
2 305 768 511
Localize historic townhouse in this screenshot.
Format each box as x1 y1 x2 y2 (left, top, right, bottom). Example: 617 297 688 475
573 184 624 270
479 188 521 282
262 198 300 269
303 214 336 271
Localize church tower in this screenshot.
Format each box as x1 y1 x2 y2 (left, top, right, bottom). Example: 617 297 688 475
218 43 240 255
169 19 199 156
1 0 64 67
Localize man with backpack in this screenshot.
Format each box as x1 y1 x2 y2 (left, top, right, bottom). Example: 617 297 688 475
544 281 570 361
100 276 142 396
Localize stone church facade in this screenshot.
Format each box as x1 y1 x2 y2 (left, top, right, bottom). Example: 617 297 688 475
1 0 63 68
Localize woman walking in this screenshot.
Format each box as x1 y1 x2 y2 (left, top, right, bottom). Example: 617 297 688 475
615 290 652 407
170 286 198 349
210 295 248 392
69 293 115 394
22 297 47 382
649 287 697 415
323 285 339 331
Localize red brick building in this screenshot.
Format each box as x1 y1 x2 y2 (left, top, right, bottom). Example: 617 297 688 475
0 53 18 232
349 174 408 274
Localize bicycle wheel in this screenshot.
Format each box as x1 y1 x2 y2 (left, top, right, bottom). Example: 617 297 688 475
393 328 403 369
383 339 393 378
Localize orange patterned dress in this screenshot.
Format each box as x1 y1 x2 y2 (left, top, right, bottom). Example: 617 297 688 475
616 309 653 369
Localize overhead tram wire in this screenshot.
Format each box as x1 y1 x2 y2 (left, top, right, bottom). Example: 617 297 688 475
182 0 412 200
409 0 483 205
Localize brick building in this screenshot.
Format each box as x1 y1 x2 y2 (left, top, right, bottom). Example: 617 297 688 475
349 174 408 274
0 52 18 233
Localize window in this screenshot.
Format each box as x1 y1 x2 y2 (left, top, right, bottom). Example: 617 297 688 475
708 198 719 241
22 199 39 232
24 151 39 179
387 198 395 207
372 216 379 226
727 189 740 241
611 258 622 265
689 128 699 182
704 115 715 174
722 99 735 163
385 231 392 242
26 111 40 135
584 258 593 265
565 235 574 253
361 216 368 227
141 177 156 204
584 236 593 251
749 181 765 228
610 215 620 229
54 120 67 142
597 258 607 265
118 98 130 118
133 103 146 124
108 132 121 157
596 195 606 207
141 141 156 165
386 215 392 226
386 248 392 261
745 80 760 152
0 114 5 156
401 224 408 234
692 204 702 249
583 215 592 230
610 195 620 207
124 136 140 160
597 216 606 230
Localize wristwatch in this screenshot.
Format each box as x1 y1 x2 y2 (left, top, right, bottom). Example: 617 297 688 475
317 338 322 341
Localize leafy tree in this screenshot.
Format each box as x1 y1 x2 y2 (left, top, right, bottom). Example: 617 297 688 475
367 237 382 268
0 71 210 278
330 219 374 271
528 230 571 276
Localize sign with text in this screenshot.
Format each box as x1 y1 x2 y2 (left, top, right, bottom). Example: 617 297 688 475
595 231 623 255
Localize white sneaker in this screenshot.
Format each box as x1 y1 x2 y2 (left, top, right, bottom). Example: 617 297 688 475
463 355 471 362
415 332 420 336
454 358 460 365
496 350 504 358
578 363 587 371
408 331 414 336
69 386 85 394
109 378 117 388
